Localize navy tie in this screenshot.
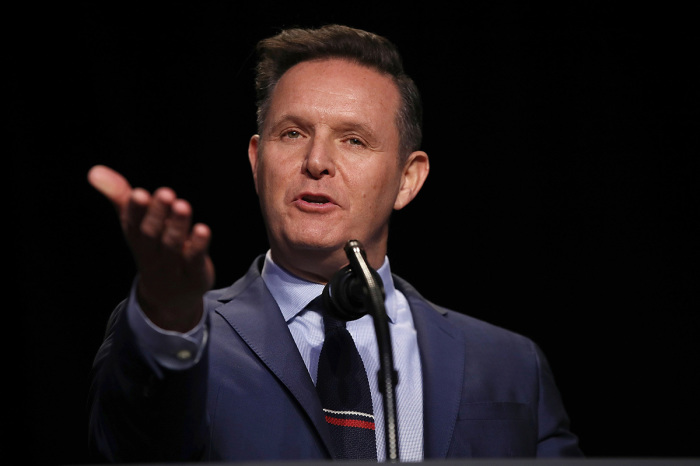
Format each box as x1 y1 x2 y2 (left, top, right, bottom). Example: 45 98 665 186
314 298 377 460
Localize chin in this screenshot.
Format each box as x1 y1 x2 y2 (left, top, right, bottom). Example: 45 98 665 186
279 233 351 264
288 237 346 254
281 225 348 250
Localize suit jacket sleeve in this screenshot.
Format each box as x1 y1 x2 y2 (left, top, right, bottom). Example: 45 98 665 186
533 342 582 456
87 299 209 463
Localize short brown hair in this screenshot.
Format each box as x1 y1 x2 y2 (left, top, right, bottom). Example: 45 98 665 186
254 24 423 163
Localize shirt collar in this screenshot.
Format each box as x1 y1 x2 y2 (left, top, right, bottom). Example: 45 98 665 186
261 249 398 324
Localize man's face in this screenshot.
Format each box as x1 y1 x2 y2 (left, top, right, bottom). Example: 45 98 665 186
248 58 426 282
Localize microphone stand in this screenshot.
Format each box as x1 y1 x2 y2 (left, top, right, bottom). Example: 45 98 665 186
325 240 400 462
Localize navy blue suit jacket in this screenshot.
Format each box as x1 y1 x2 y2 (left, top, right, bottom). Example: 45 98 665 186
88 255 582 462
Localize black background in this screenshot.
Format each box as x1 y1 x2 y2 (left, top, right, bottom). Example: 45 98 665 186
13 2 698 464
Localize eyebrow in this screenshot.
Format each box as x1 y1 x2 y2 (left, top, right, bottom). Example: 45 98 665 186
267 113 380 141
336 121 378 140
265 113 308 133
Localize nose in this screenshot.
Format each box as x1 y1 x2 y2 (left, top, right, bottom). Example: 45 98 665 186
303 135 336 179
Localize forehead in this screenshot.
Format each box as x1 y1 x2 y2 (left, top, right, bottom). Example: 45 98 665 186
266 58 401 130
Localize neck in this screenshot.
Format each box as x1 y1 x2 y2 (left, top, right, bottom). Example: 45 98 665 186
269 243 386 284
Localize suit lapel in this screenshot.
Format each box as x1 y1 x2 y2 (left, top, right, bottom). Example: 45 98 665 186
395 276 465 459
213 262 465 459
215 260 332 455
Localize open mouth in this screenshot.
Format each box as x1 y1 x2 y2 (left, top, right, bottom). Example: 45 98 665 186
302 195 330 204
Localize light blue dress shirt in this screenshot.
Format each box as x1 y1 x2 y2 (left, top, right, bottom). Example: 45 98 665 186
127 251 424 461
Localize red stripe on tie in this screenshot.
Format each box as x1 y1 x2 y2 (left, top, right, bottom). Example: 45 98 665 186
325 416 375 430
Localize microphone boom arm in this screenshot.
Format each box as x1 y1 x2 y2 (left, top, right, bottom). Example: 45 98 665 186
342 240 400 463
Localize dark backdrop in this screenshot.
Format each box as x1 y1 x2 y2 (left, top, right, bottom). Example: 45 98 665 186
13 3 698 464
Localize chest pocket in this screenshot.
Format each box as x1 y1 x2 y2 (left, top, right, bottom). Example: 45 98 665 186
449 401 537 457
458 401 531 420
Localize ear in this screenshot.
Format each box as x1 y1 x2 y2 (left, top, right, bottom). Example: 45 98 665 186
248 135 260 194
394 150 430 210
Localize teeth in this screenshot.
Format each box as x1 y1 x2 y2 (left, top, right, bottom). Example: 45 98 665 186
303 196 327 204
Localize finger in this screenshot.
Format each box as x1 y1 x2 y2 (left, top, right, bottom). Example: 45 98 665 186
87 165 133 211
139 187 176 240
123 187 151 240
161 198 193 252
185 223 212 262
187 223 215 291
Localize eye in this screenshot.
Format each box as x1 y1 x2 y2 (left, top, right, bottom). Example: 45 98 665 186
347 137 365 147
284 130 301 139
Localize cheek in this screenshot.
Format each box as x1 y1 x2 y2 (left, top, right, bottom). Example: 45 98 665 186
256 174 283 220
357 173 401 216
258 159 288 198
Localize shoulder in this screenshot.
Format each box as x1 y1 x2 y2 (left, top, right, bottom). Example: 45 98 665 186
394 274 539 358
204 255 267 305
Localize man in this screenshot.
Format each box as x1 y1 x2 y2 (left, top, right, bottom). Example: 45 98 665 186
87 24 582 462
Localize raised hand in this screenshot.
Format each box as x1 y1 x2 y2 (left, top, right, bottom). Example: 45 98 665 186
88 165 214 332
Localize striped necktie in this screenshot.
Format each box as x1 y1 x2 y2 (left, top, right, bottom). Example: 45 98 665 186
313 297 378 460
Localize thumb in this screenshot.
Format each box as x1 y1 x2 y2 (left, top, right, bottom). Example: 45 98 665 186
88 165 133 210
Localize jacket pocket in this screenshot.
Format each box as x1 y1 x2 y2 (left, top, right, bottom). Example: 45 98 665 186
450 402 536 457
458 401 531 420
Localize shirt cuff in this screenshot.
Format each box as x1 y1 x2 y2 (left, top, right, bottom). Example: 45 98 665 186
126 278 209 371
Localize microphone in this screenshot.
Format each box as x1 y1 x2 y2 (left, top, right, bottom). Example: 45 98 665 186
322 239 400 462
322 240 385 321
